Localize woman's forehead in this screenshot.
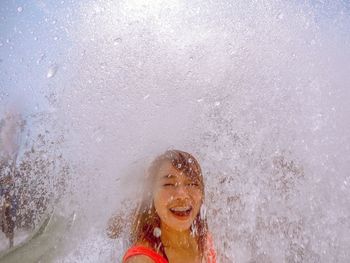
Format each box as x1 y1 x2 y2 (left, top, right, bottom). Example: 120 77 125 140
156 161 199 181
157 160 179 176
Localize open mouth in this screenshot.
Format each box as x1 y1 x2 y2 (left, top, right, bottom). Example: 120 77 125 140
169 206 192 218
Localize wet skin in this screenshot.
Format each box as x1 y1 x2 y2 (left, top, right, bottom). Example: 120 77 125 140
126 161 204 263
153 161 202 232
153 161 203 263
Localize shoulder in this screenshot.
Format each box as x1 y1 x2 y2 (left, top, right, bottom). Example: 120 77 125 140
124 255 154 263
123 242 156 263
206 233 217 262
206 233 215 246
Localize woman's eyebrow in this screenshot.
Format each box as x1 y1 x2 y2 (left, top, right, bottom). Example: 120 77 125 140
185 177 199 183
162 174 176 179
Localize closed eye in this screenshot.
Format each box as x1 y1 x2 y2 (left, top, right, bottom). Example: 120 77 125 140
187 183 199 187
163 183 175 187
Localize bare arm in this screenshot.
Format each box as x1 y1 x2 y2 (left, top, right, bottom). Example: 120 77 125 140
124 255 154 263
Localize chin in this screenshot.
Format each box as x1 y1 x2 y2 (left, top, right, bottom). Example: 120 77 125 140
167 219 193 232
171 225 192 232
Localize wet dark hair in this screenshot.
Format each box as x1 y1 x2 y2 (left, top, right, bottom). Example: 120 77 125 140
129 149 209 260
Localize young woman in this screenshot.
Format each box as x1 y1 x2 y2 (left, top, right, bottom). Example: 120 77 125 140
122 150 216 263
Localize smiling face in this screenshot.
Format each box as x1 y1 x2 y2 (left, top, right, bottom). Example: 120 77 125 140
153 161 203 232
130 150 208 256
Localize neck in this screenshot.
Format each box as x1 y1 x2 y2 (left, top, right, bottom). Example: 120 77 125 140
160 223 195 249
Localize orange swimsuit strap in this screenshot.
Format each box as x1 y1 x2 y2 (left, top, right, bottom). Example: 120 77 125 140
122 235 217 263
122 246 168 263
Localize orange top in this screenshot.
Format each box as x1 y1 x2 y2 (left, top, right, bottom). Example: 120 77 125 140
122 235 217 263
123 246 168 263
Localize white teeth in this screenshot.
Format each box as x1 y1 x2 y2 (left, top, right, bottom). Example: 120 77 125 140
170 206 191 212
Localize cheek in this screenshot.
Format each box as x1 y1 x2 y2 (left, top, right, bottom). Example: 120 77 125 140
192 191 203 211
153 189 171 213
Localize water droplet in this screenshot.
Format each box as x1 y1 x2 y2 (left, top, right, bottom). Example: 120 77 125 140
153 227 161 238
17 6 23 13
188 158 193 163
113 37 122 45
47 64 58 78
200 205 206 220
277 13 284 20
191 223 198 236
197 98 203 103
72 212 76 223
143 94 150 100
215 101 221 106
54 36 58 41
36 53 46 64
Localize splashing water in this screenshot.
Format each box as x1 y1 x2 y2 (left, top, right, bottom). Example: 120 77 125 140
0 0 350 262
46 65 59 79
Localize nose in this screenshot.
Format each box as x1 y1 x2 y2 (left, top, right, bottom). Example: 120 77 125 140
173 183 189 198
